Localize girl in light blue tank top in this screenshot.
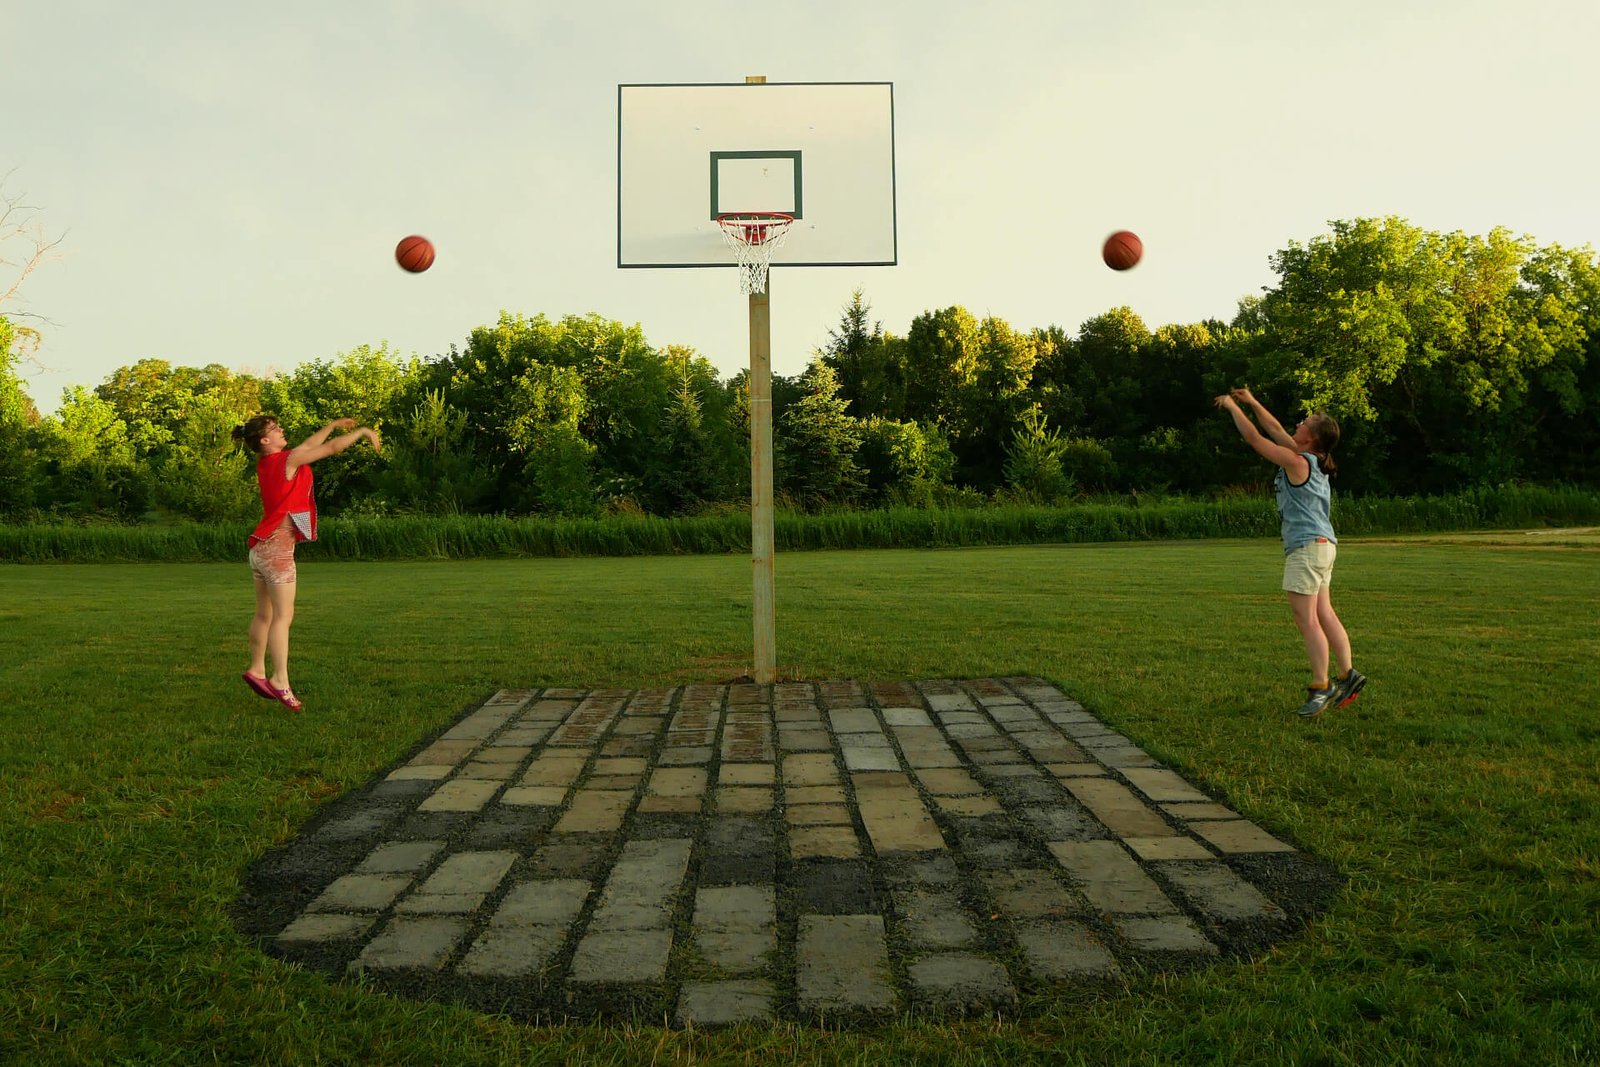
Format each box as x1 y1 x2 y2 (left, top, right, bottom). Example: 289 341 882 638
1216 388 1367 719
1274 454 1336 554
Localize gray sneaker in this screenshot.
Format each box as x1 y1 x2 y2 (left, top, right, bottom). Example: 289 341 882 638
1295 685 1338 718
1331 667 1367 708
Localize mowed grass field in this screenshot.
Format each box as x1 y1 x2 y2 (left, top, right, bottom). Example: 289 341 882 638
3 536 1598 1066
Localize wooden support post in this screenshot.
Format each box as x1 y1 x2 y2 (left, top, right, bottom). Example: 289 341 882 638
748 278 776 684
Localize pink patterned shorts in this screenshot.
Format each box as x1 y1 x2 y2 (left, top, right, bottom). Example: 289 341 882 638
248 523 297 585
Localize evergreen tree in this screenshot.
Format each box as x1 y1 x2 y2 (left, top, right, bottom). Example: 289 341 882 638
1003 403 1073 502
657 360 718 514
777 362 865 509
821 289 905 419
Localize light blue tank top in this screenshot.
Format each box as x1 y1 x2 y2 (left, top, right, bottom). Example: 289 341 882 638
1274 452 1336 553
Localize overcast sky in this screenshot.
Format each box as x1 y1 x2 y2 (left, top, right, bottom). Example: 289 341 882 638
4 0 1597 414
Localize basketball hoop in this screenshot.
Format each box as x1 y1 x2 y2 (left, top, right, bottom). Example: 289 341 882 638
716 212 794 295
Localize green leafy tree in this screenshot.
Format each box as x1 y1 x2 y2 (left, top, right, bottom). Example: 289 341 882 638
1515 244 1600 483
98 360 262 443
90 359 264 519
1067 306 1154 444
1029 325 1083 436
1057 436 1118 492
1027 308 1153 491
900 306 1040 489
154 391 259 522
371 388 496 514
1256 218 1596 491
856 417 955 507
524 424 596 515
1256 218 1449 423
674 347 747 508
554 314 674 494
501 360 595 514
446 312 674 511
33 387 147 517
1138 321 1248 492
956 316 1039 488
902 305 979 436
258 343 413 509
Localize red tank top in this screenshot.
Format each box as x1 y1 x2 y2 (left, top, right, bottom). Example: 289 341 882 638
249 450 317 545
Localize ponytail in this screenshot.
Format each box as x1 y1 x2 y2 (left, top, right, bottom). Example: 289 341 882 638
1307 413 1340 477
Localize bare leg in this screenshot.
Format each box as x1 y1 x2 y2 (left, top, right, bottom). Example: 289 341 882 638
248 578 272 677
1316 585 1353 678
1287 591 1329 687
266 579 297 689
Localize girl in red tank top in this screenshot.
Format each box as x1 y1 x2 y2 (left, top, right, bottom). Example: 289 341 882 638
232 414 382 712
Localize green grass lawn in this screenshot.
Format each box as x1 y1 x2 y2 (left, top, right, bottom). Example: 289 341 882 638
3 538 1598 1065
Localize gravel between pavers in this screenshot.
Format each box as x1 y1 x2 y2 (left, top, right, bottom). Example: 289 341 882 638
233 678 1344 1028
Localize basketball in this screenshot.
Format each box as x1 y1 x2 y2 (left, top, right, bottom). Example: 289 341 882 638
395 235 435 273
1102 230 1142 271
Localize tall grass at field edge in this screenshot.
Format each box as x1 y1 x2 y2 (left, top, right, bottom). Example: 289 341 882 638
2 484 1596 563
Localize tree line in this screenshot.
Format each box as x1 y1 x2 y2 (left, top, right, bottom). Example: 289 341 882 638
1 216 1596 524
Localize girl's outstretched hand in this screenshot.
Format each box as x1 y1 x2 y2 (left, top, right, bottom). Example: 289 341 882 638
366 428 382 452
1230 387 1256 405
330 417 357 431
1214 394 1238 410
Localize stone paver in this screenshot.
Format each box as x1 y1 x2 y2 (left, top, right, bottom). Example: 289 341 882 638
982 869 1084 920
1153 861 1288 925
349 917 468 973
458 923 572 979
1013 919 1120 979
276 913 373 944
554 789 633 833
419 778 500 813
907 953 1018 1012
246 678 1337 1028
853 772 946 854
396 850 517 914
693 884 776 974
354 840 445 875
1115 914 1219 954
790 824 862 859
796 915 896 1016
1049 840 1180 916
893 888 979 949
305 873 411 913
1190 818 1297 854
676 979 775 1027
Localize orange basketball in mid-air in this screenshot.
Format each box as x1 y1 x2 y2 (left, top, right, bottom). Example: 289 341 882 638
395 235 435 273
1102 230 1142 271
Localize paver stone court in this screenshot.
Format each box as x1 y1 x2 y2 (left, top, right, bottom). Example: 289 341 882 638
236 677 1341 1027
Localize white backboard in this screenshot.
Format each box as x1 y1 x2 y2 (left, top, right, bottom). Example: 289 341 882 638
618 82 897 269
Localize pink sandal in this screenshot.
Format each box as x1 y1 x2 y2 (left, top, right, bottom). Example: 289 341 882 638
242 672 277 700
272 686 303 713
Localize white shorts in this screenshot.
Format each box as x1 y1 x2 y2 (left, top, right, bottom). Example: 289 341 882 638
1283 539 1336 595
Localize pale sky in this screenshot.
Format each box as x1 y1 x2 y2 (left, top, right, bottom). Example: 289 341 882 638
5 0 1597 414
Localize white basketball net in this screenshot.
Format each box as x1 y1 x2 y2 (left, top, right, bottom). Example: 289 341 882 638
716 213 794 295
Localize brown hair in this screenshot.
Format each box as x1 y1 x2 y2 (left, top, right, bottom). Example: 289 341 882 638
1305 412 1339 476
231 414 278 454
